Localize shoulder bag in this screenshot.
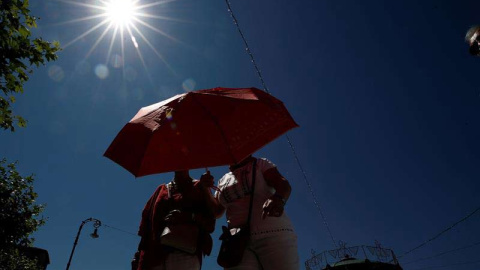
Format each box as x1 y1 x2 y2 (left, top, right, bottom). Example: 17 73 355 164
159 182 199 254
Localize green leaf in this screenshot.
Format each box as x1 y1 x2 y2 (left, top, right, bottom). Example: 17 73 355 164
18 26 30 38
16 116 27 127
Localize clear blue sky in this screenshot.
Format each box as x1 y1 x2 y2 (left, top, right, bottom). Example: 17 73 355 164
2 0 480 269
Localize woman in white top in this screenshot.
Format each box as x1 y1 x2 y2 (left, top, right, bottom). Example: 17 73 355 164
213 156 300 270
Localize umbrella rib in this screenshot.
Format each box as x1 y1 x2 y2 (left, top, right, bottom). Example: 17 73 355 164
136 127 156 177
189 93 239 165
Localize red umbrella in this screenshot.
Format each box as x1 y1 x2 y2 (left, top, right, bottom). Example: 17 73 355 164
104 87 298 177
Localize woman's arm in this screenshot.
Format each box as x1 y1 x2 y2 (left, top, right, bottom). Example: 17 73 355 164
262 167 291 219
199 172 226 219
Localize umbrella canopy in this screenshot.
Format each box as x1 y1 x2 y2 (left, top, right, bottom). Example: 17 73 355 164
104 87 298 177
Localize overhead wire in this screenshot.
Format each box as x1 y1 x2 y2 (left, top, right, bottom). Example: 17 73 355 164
403 241 480 265
224 0 337 248
397 206 480 259
223 0 270 95
103 223 139 237
411 259 480 270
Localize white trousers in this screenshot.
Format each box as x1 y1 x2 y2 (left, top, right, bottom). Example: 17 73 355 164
225 231 300 270
151 250 200 270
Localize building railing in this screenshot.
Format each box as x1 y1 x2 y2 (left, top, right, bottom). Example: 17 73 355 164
305 245 399 270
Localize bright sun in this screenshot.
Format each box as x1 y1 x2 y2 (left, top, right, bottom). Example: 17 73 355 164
105 0 137 27
62 0 180 75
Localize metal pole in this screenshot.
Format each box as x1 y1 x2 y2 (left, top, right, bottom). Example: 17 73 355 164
65 218 101 270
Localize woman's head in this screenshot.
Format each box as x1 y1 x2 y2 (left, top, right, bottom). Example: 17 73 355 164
465 25 480 44
229 155 254 171
466 26 480 56
469 42 480 56
174 170 190 179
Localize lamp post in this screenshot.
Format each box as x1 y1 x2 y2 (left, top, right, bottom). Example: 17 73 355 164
65 218 102 270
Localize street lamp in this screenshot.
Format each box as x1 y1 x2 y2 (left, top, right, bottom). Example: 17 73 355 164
65 218 102 270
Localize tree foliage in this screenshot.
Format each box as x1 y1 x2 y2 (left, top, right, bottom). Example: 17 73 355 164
0 159 45 269
0 0 60 131
0 248 40 270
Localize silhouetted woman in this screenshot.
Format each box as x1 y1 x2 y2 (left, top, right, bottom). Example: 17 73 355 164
132 170 218 270
214 156 300 270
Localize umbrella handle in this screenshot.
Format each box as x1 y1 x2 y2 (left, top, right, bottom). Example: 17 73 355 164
201 168 217 191
204 169 220 191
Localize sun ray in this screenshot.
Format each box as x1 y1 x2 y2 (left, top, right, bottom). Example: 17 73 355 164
52 14 107 26
120 29 126 78
132 17 182 44
57 0 107 11
129 22 176 75
63 19 111 48
125 25 155 85
86 22 115 58
135 0 177 10
106 25 120 64
134 12 191 23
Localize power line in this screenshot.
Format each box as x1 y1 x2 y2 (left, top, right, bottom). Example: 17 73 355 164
284 135 337 248
403 241 480 265
224 0 337 248
412 259 480 270
103 224 139 237
398 206 480 259
223 0 270 95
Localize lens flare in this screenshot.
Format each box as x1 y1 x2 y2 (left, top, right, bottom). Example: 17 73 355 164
182 78 196 92
95 64 110 79
48 65 65 82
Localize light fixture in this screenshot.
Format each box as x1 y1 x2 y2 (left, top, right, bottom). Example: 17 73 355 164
66 218 102 270
90 228 99 239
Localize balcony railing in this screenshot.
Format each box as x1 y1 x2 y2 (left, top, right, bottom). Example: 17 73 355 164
305 245 400 270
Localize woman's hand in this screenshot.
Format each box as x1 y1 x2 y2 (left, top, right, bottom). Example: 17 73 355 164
199 171 226 218
261 167 290 219
199 171 214 188
261 194 285 219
